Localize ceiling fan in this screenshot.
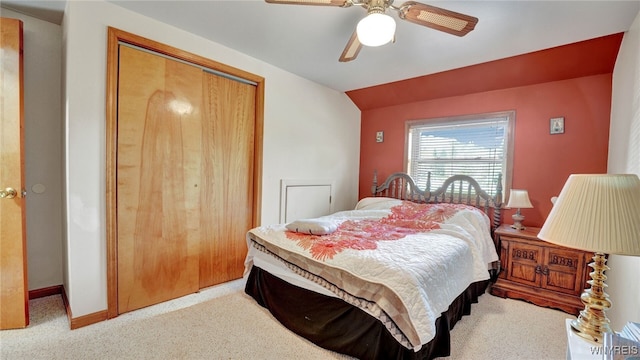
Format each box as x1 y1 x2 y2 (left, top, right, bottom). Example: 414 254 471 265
265 0 478 62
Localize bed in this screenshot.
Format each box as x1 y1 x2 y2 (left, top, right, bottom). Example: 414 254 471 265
244 172 503 359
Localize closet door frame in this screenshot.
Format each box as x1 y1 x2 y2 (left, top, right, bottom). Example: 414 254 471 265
105 27 264 319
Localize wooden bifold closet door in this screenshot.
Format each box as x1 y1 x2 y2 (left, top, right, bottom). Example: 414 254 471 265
116 44 256 313
199 71 255 288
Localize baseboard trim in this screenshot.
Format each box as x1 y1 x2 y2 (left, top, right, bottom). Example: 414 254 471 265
0 282 108 330
61 286 73 326
59 286 108 329
29 285 63 299
70 310 108 330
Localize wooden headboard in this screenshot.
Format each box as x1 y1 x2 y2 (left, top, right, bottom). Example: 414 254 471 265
371 171 503 231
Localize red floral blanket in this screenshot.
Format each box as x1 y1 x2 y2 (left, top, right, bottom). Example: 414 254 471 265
285 202 476 260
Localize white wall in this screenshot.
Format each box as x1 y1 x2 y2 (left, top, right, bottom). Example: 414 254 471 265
62 1 360 318
607 10 640 331
1 8 64 291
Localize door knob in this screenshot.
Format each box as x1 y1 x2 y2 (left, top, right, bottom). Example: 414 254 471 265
0 187 17 199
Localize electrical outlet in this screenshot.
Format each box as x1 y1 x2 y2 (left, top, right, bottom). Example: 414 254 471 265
376 131 384 143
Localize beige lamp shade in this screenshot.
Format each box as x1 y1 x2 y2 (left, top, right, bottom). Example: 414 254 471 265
538 174 640 255
505 189 533 209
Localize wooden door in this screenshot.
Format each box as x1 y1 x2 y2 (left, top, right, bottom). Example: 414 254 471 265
199 72 255 288
0 17 29 329
116 45 202 313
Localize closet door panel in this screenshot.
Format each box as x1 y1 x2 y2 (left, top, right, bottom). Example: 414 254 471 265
117 45 202 313
199 73 255 287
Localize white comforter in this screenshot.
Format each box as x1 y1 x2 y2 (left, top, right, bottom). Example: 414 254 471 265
245 199 498 350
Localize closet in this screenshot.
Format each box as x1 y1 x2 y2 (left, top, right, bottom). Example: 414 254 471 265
106 28 263 315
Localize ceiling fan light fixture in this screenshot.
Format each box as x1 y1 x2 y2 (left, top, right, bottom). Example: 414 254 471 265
356 12 396 47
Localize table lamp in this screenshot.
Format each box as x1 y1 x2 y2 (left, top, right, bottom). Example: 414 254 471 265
538 174 640 343
505 189 533 230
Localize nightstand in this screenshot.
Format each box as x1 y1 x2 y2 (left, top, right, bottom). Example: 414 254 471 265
490 224 593 315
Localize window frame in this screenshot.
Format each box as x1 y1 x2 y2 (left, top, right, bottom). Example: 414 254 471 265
403 110 515 201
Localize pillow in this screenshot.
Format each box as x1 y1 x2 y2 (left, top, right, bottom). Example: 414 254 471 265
285 218 339 235
354 197 403 210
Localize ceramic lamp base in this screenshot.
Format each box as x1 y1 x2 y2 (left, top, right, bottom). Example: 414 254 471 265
511 212 525 230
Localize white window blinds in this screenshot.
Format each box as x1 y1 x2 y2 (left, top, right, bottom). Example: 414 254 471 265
407 112 514 197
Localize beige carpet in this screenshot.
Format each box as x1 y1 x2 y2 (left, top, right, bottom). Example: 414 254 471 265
0 279 571 359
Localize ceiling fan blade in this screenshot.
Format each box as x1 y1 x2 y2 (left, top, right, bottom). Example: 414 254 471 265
339 30 362 62
265 0 350 6
398 1 478 37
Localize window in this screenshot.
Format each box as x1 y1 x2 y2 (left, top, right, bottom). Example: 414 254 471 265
406 111 514 198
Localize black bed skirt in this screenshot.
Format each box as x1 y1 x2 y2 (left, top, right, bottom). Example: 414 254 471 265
245 266 489 360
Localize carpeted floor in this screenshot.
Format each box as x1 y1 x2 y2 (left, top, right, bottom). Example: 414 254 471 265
0 279 571 360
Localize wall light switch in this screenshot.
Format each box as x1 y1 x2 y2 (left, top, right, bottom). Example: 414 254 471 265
376 131 384 143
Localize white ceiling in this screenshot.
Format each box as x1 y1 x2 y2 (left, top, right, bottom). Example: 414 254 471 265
2 0 639 92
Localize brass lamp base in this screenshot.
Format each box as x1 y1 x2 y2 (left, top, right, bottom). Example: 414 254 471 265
570 252 612 343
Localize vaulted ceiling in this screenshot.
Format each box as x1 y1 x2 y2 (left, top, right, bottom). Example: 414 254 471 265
2 1 639 92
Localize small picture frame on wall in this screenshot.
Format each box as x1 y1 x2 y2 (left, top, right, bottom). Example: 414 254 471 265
550 117 565 134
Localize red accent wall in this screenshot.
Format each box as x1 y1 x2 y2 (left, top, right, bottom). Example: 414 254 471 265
353 35 622 228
